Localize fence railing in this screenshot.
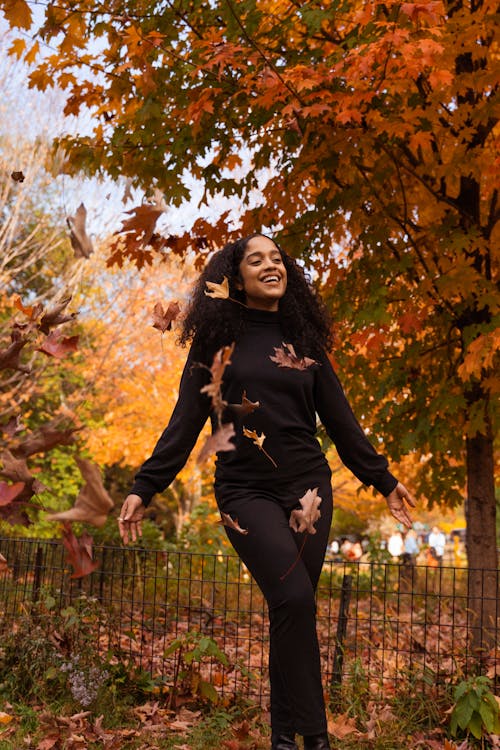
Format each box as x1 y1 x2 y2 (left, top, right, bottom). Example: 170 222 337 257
0 537 498 704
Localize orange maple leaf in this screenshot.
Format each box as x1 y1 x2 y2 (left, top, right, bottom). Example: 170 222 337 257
242 427 277 468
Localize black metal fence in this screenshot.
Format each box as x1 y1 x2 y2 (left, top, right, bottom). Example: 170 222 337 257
1 537 498 704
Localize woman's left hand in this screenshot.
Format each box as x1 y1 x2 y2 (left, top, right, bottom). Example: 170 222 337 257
385 482 415 528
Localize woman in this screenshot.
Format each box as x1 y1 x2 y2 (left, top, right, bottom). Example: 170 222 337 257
118 233 415 750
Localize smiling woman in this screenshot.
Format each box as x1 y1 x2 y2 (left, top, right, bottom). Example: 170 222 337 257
117 233 415 750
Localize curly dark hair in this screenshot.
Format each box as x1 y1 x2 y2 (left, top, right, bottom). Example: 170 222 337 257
179 233 333 359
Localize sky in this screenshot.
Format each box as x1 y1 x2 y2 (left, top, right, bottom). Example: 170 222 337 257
0 18 257 247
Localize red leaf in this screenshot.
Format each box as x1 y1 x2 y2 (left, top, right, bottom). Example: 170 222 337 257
61 524 99 579
152 300 181 332
0 481 25 506
37 332 79 358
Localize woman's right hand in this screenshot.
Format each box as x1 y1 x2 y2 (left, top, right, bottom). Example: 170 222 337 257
118 494 145 544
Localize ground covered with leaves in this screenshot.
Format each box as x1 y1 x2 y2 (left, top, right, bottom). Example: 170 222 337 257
1 679 499 750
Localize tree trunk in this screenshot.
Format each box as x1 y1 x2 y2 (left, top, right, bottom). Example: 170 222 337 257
465 424 498 654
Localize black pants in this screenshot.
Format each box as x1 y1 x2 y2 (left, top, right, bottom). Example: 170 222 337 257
216 468 333 736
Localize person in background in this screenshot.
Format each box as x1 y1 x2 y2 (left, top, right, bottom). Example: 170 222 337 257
428 525 446 566
388 529 404 561
117 233 415 750
403 528 420 565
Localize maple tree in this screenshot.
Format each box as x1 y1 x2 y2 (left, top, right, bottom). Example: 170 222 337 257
1 0 498 642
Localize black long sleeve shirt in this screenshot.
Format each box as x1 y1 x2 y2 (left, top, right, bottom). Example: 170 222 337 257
131 308 397 506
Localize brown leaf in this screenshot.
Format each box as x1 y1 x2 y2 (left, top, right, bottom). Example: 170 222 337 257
242 427 277 468
205 276 229 300
116 200 164 245
220 512 248 535
36 735 60 750
227 390 260 417
289 487 322 534
327 711 363 739
200 343 234 418
2 414 24 438
11 170 25 182
37 332 79 358
0 334 30 372
67 203 94 258
152 300 181 333
61 524 99 579
197 423 235 464
47 457 114 527
39 297 77 334
0 450 33 483
15 423 77 458
270 342 317 370
0 481 25 506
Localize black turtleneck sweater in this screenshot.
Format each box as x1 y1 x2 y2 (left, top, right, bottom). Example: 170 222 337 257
130 309 397 506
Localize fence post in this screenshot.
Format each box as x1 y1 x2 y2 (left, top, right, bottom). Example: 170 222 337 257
32 545 43 603
330 573 352 708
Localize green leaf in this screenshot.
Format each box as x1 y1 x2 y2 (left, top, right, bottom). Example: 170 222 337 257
468 712 483 740
479 699 496 733
199 679 219 704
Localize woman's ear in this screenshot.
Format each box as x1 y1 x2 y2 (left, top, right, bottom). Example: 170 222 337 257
234 276 244 291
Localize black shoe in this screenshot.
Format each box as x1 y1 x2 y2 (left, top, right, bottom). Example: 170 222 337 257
271 731 298 750
303 732 331 750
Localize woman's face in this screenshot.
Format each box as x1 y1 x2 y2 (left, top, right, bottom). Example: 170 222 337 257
237 235 287 311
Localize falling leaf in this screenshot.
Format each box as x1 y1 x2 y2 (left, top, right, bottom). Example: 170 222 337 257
0 481 25 506
14 296 43 320
289 487 322 534
0 333 30 372
270 342 317 370
2 414 24 437
204 277 229 299
61 524 99 579
200 343 234 418
116 199 164 244
67 203 94 258
197 423 235 464
152 300 181 333
10 170 25 182
39 297 77 334
0 450 33 483
37 331 79 358
0 554 8 573
242 427 277 468
227 390 260 417
220 512 248 535
47 457 114 527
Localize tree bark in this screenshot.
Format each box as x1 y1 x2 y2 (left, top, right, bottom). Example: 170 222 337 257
465 419 498 654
